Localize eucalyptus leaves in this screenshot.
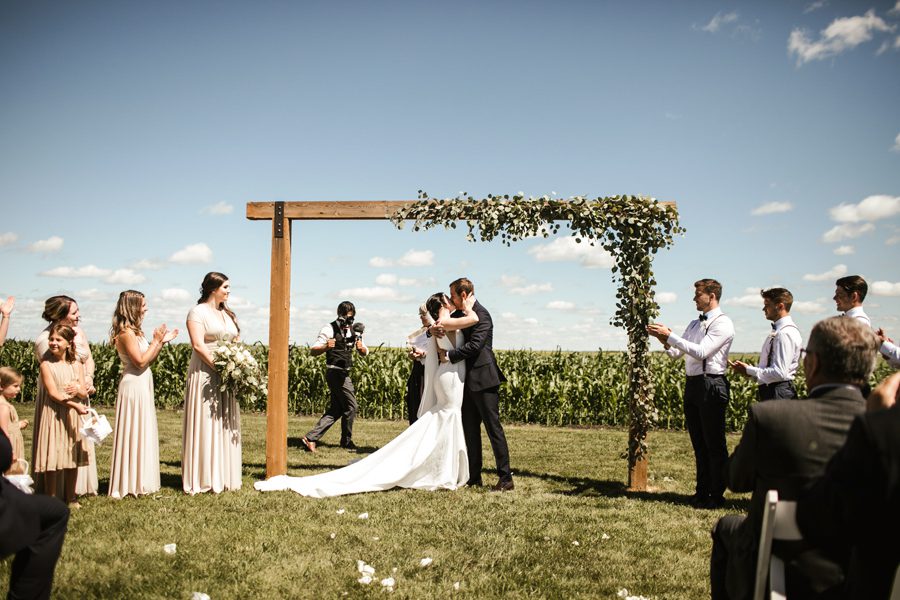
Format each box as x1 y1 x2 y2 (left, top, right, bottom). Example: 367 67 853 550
391 191 684 489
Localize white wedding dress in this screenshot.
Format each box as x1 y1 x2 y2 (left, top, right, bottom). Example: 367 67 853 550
254 332 469 497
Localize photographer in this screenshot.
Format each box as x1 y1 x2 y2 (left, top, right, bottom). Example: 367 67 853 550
301 301 368 452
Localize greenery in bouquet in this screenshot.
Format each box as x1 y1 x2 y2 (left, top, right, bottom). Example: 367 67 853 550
211 340 267 409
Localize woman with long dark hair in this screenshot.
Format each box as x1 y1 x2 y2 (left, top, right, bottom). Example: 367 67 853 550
181 272 242 494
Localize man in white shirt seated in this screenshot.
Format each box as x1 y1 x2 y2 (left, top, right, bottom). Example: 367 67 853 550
730 287 802 400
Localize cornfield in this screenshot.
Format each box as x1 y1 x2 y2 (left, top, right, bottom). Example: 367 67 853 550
0 340 892 432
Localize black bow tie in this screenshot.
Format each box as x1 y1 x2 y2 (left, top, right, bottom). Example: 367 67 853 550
698 314 707 321
771 323 777 331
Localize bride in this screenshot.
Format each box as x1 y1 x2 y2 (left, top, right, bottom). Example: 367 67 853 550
254 292 477 497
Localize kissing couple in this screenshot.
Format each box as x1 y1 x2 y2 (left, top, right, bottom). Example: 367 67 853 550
255 277 514 497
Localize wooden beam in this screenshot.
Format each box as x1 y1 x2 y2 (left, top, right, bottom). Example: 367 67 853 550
246 199 677 221
265 203 291 478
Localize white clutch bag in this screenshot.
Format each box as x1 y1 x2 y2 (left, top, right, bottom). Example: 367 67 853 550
4 458 34 494
80 408 113 445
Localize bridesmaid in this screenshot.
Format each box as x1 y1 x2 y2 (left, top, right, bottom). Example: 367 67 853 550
182 272 242 494
33 295 99 497
108 290 178 499
33 323 89 507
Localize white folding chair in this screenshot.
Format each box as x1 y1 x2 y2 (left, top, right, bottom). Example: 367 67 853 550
753 490 802 600
890 563 900 600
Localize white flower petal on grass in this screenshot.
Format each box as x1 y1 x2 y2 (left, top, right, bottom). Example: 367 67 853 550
191 594 210 600
358 512 369 520
419 557 433 567
618 590 629 599
163 543 177 554
572 540 580 546
453 582 461 590
372 537 380 541
543 536 550 541
601 533 611 540
336 509 346 515
381 577 395 587
329 533 336 539
357 560 376 575
358 575 373 585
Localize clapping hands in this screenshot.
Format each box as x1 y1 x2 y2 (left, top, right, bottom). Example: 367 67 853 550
152 324 179 345
0 296 14 317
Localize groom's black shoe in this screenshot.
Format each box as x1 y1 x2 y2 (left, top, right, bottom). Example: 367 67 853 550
490 479 514 492
341 441 358 452
466 479 483 487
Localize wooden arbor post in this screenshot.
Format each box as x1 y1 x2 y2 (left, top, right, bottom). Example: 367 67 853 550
247 201 420 478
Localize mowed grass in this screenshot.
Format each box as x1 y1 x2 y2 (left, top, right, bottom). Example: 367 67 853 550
2 403 747 599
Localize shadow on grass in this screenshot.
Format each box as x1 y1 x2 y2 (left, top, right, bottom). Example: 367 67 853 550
287 436 381 455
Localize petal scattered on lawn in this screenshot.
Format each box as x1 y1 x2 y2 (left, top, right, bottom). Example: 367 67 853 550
572 540 580 546
358 575 372 585
453 582 461 590
329 532 336 539
543 536 550 541
191 593 210 600
380 577 395 588
663 476 674 482
601 533 611 540
336 509 346 515
163 543 177 554
358 512 369 520
372 536 380 541
617 589 650 600
357 560 375 575
419 557 433 567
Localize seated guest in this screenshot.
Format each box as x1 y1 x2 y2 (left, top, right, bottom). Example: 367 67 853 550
796 371 900 599
710 316 878 600
0 429 70 600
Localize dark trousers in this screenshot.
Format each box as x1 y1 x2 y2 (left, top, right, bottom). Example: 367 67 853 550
757 381 797 401
306 369 357 445
684 374 730 501
711 514 754 600
461 385 511 484
1 491 69 600
405 361 425 425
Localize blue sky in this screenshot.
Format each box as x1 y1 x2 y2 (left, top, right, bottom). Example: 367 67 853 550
1 0 899 352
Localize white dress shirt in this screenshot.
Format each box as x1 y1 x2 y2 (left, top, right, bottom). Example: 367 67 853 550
880 340 900 368
665 307 735 376
843 306 871 327
745 316 802 384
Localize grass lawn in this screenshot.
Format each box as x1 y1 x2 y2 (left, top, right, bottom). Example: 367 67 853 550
2 403 746 599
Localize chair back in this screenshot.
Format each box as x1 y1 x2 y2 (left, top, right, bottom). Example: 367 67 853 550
753 490 802 600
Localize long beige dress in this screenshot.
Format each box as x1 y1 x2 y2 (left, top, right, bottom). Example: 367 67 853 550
33 359 89 473
182 303 242 494
108 336 160 498
1 399 27 475
34 328 99 495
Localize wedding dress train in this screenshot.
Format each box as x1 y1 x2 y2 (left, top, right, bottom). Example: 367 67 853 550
254 333 468 497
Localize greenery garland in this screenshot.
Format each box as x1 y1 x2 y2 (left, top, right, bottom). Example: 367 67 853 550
390 191 684 477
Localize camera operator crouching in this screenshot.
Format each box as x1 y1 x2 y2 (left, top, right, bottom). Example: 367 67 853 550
301 301 368 453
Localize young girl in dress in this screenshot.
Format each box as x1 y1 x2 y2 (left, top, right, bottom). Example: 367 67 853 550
0 366 28 475
33 323 90 507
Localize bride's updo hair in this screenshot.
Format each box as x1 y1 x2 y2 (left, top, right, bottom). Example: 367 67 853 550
425 293 449 321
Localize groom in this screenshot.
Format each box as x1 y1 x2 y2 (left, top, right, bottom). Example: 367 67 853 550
438 277 514 492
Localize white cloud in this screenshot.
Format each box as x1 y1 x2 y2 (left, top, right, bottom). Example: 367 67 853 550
871 280 900 296
369 257 392 268
105 268 145 285
803 264 848 282
201 202 234 215
0 232 19 247
892 132 900 153
887 234 900 245
656 292 678 304
547 300 575 310
822 223 875 243
726 289 764 308
78 288 112 301
500 312 518 320
791 300 828 314
699 11 739 33
398 277 433 287
40 264 110 278
528 237 615 269
829 195 900 222
751 201 793 216
336 286 411 302
397 250 434 267
375 274 398 286
833 245 855 255
500 275 525 288
131 259 164 270
28 236 64 253
523 317 539 326
788 9 895 66
803 0 827 14
161 288 192 301
509 283 553 296
890 1 900 17
169 243 213 264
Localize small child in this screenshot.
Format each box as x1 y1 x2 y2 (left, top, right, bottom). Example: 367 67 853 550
0 366 28 475
33 323 89 506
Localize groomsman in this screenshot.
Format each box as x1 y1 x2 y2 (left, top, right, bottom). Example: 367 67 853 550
730 288 802 400
648 278 735 509
834 274 871 326
875 329 900 368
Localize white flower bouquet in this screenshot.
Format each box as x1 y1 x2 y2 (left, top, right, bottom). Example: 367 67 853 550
211 340 268 409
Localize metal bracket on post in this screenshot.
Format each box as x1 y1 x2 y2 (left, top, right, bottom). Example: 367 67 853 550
274 201 285 238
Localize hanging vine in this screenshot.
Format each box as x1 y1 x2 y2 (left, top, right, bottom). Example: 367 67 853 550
390 191 684 468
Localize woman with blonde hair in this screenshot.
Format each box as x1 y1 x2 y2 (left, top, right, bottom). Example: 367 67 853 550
108 290 177 498
182 272 242 494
